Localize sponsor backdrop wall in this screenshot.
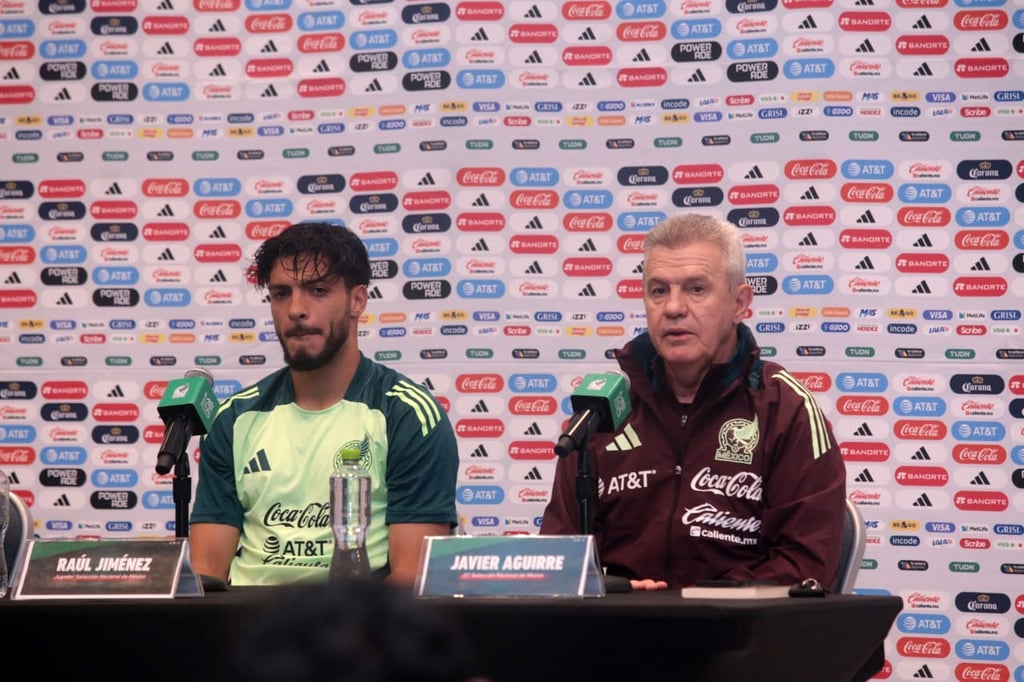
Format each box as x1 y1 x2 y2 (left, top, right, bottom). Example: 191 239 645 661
1 0 1023 678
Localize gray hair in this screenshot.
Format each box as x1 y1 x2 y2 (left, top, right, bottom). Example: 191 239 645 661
643 213 747 289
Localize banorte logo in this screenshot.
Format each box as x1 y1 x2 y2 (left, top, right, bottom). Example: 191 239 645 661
673 164 724 184
91 403 141 422
954 491 1009 512
454 418 504 438
41 381 89 400
894 465 949 486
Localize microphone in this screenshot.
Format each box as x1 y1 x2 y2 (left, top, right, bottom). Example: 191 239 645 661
155 368 219 475
554 371 631 457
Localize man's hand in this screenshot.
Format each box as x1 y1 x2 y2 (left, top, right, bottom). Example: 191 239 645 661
630 578 669 591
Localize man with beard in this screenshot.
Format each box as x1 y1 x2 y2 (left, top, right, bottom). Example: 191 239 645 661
190 222 458 586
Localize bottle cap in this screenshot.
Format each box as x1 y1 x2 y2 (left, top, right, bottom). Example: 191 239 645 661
341 447 360 463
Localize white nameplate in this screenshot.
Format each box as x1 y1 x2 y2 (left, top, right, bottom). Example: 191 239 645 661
415 535 604 598
12 538 203 600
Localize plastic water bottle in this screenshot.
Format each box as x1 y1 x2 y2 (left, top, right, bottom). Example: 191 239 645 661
328 447 371 581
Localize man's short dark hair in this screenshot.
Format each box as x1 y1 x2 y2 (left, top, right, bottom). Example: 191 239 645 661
251 222 371 290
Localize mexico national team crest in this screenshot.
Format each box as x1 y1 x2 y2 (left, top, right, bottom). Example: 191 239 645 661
714 416 759 465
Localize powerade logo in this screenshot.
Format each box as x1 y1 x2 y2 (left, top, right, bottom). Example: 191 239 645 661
783 275 834 295
892 396 945 416
727 38 777 59
143 83 190 102
564 190 614 210
403 258 451 277
246 198 294 218
898 184 952 204
842 160 895 179
457 279 505 298
616 0 667 18
951 420 1006 442
41 245 87 264
746 253 777 273
457 485 504 504
785 59 835 79
897 614 950 634
511 167 559 187
297 11 344 31
40 446 87 465
403 48 450 69
671 19 721 39
193 178 242 197
508 373 558 392
142 490 175 510
457 70 505 89
956 207 1009 227
350 30 398 51
363 238 399 258
836 372 889 392
92 61 138 80
145 288 191 307
618 211 666 231
92 267 139 285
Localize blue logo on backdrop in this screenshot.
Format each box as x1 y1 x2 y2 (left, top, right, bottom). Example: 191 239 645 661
954 639 1009 661
671 19 721 39
0 224 34 242
746 253 777 273
40 39 87 59
457 70 506 89
925 91 955 103
349 30 398 50
727 38 777 59
783 275 834 295
457 280 505 298
951 421 1006 442
403 258 451 277
508 373 557 393
92 61 138 80
92 267 139 285
246 198 293 218
564 190 614 210
363 238 399 257
110 319 136 330
142 490 175 510
193 178 242 197
616 0 667 18
535 101 562 113
145 288 191 307
0 19 34 36
297 11 344 30
403 48 450 69
956 207 1009 227
1013 445 1024 465
40 446 87 465
835 373 889 392
784 59 835 79
41 245 87 264
842 160 895 179
0 426 36 443
92 469 139 488
143 83 190 102
457 485 504 504
898 183 952 204
897 614 950 634
510 167 559 187
618 212 666 231
892 396 946 417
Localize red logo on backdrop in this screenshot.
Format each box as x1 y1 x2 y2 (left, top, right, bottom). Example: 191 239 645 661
782 0 834 7
510 235 558 254
245 58 294 78
952 277 1008 297
837 11 892 31
0 85 35 104
402 191 451 211
894 465 949 486
454 418 504 438
80 333 106 344
245 220 289 241
955 231 1008 250
894 35 950 55
562 46 613 66
193 200 241 219
726 94 755 106
509 397 557 415
456 374 503 392
92 403 141 422
954 491 1009 511
289 110 314 121
563 213 613 232
617 68 668 87
785 160 837 179
142 16 190 34
0 41 34 60
92 0 140 10
960 537 990 549
960 106 990 118
0 447 35 466
562 1 612 19
838 229 892 249
503 115 531 127
0 247 35 265
895 0 948 7
142 179 189 197
894 253 949 273
897 207 949 227
616 280 643 298
789 372 832 391
957 324 986 336
142 223 186 241
955 664 1009 681
617 21 666 41
77 129 104 140
456 213 505 231
841 183 894 202
727 184 780 205
562 257 613 277
503 325 531 336
893 419 946 439
673 164 725 184
617 234 645 253
38 180 86 198
953 444 1006 464
510 190 559 210
193 0 240 10
457 167 505 186
954 58 1009 78
13 489 35 508
193 37 242 56
454 2 505 21
144 425 164 444
297 33 344 53
349 171 398 191
508 23 559 43
784 206 836 226
245 13 293 33
90 201 137 219
42 381 89 400
1007 375 1024 394
896 637 950 658
143 381 167 401
0 290 37 307
298 79 345 98
836 396 888 416
194 244 243 262
954 10 1008 30
840 442 891 462
508 440 556 460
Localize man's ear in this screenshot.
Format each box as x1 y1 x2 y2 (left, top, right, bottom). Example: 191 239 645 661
734 283 753 323
351 284 369 318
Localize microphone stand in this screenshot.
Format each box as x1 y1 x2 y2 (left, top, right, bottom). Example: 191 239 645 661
574 414 600 535
173 451 192 539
